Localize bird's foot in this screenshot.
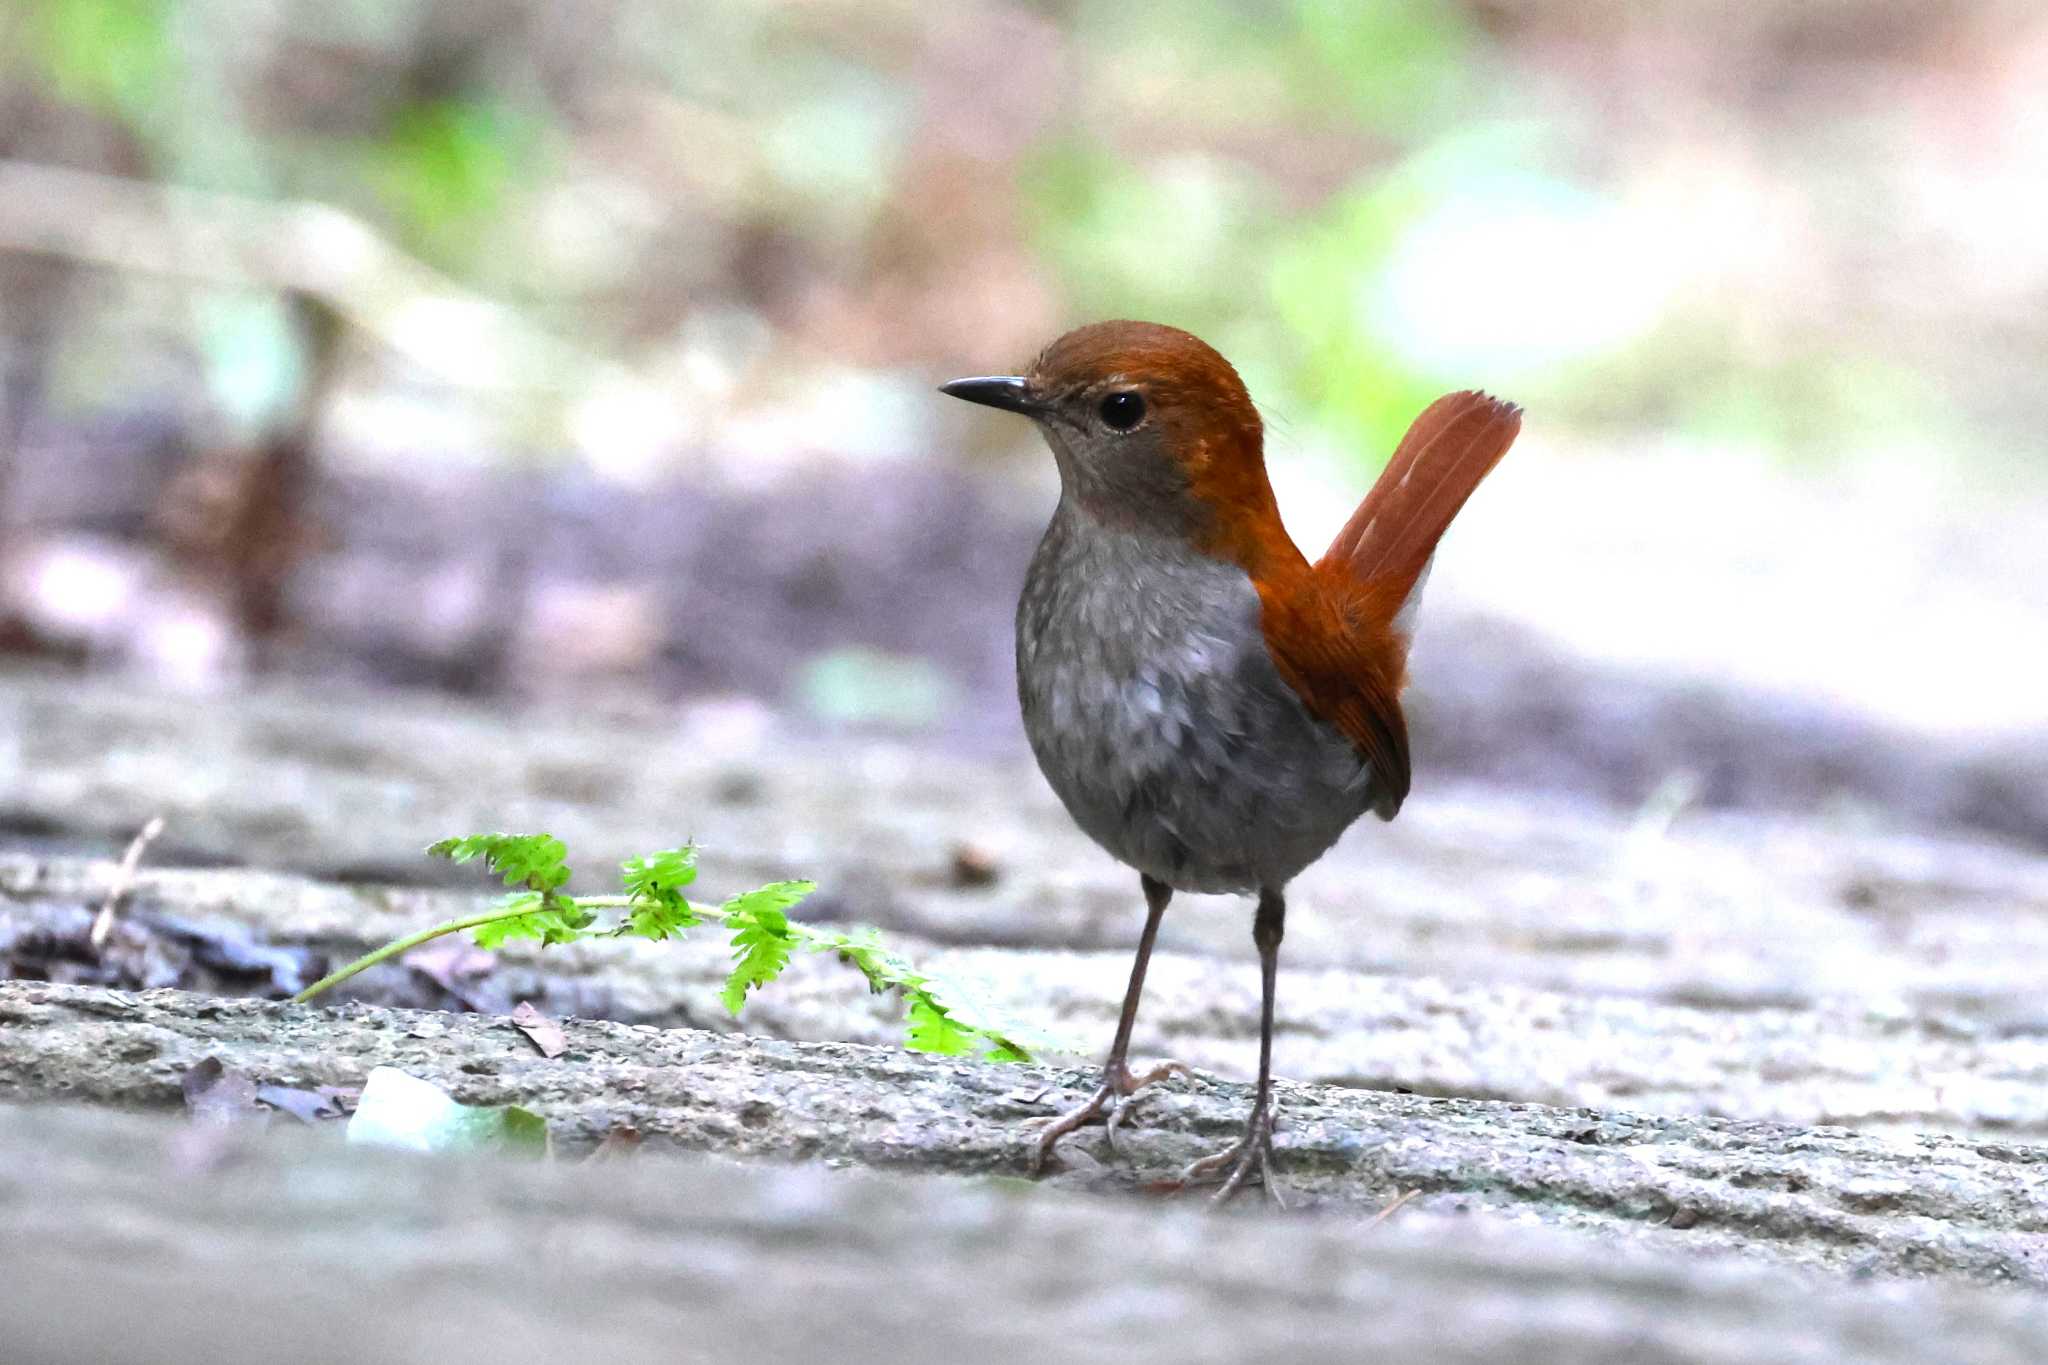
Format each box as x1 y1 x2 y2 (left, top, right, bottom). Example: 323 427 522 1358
1032 1058 1189 1173
1170 1102 1281 1206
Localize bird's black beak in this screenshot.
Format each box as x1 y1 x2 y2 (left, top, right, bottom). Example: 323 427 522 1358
939 375 1038 416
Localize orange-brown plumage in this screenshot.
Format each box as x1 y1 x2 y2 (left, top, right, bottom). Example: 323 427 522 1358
1287 389 1522 814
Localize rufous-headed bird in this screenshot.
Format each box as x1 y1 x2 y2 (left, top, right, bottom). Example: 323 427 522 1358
943 321 1521 1199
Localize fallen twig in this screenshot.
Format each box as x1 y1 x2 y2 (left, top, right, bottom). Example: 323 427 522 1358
89 816 165 950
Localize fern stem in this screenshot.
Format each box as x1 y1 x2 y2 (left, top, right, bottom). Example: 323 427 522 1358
290 896 717 1005
556 894 712 914
292 907 531 1005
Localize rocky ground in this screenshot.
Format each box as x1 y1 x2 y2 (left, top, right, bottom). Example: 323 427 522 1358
10 1101 2047 1365
4 668 2048 1358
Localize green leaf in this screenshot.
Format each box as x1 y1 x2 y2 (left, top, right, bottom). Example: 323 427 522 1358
622 846 698 896
346 1066 548 1157
716 881 813 1015
808 926 923 996
472 891 593 949
426 834 493 862
416 831 1039 1063
791 919 1042 1061
720 880 815 921
618 846 702 940
904 996 975 1056
429 833 570 892
903 982 1040 1061
720 916 794 1015
620 896 698 941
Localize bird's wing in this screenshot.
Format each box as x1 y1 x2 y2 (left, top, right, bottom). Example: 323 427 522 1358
1252 573 1412 819
1259 391 1520 819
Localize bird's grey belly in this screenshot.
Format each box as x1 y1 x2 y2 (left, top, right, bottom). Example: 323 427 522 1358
1016 525 1376 894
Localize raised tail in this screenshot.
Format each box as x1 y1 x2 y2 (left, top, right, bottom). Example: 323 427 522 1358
1318 390 1522 631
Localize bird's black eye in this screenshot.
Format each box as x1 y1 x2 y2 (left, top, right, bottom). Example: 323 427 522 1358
1098 390 1145 431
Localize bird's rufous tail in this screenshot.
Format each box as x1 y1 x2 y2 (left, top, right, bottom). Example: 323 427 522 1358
1317 391 1522 616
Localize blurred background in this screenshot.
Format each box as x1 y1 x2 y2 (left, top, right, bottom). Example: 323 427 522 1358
1 0 2044 843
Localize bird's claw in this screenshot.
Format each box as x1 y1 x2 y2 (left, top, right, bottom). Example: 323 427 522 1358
1170 1102 1282 1206
1031 1058 1189 1173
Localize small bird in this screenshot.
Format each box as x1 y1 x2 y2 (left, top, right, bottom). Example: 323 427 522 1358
942 321 1520 1199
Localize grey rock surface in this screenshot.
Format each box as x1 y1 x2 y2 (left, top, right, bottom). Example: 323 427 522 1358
9 854 2048 1139
5 979 2048 1286
3 672 2047 1024
7 671 2048 1356
5 1101 2046 1365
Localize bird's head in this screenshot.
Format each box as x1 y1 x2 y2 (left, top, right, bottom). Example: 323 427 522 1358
941 320 1281 555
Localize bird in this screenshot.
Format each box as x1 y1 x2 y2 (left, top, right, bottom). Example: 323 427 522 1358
940 320 1521 1200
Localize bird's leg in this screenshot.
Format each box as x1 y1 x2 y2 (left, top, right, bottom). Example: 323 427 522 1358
1176 887 1286 1205
1033 874 1189 1172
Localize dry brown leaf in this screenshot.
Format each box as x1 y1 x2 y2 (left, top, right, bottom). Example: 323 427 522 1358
511 1001 568 1059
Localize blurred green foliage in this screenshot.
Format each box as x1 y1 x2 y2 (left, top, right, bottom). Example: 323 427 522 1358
1023 138 1269 332
1266 168 1447 459
0 0 2008 471
1064 0 1474 132
17 0 543 271
1026 0 1501 460
366 96 542 260
1291 0 1474 126
23 0 174 123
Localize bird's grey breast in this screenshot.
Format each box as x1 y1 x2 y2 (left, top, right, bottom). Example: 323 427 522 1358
1015 503 1375 893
